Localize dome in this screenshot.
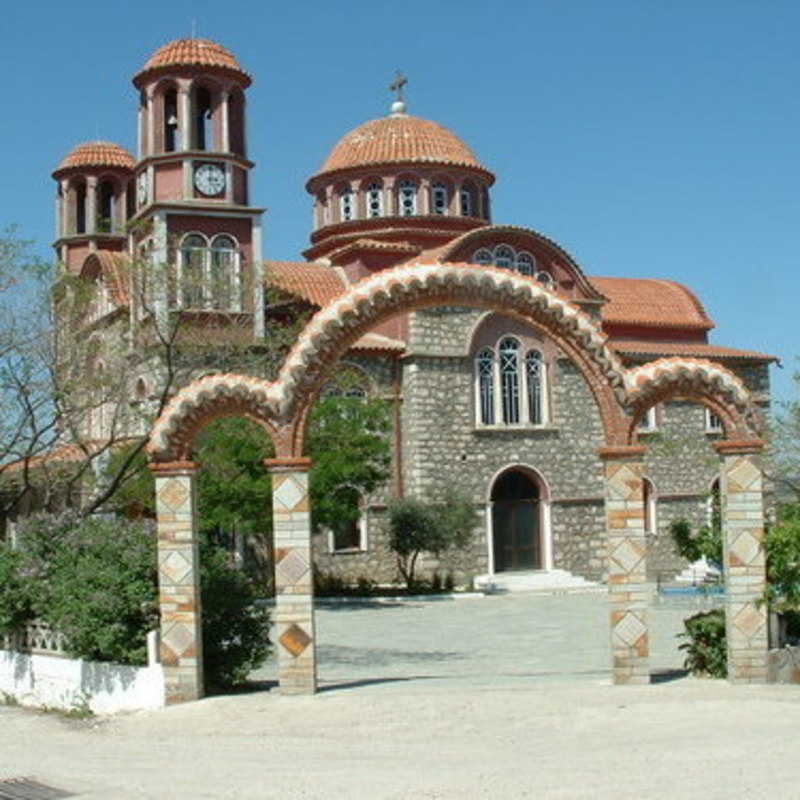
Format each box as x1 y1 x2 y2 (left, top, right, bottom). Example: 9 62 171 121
314 114 492 179
133 38 251 88
54 141 135 175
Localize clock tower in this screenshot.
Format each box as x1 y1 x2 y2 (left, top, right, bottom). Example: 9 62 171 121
130 38 265 334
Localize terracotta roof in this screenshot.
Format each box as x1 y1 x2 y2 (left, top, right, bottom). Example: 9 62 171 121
592 276 714 330
1 439 136 476
265 260 347 307
54 141 135 175
134 38 251 87
327 238 421 262
315 114 490 176
610 340 776 362
350 332 406 352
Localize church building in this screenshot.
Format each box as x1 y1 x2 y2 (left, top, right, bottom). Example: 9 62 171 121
51 38 774 589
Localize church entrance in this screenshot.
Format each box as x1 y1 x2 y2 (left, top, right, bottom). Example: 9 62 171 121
491 469 542 572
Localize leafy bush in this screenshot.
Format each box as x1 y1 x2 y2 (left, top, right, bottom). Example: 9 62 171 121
0 546 32 636
763 502 800 614
678 609 727 678
200 540 271 690
14 513 158 664
7 513 270 689
669 518 723 566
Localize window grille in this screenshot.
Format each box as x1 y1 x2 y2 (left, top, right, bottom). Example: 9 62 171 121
499 337 520 424
477 348 495 425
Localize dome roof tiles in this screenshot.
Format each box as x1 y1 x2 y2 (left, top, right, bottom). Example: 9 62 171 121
315 114 491 178
54 141 135 174
134 38 250 86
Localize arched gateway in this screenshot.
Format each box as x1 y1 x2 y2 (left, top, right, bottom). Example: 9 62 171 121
146 263 768 704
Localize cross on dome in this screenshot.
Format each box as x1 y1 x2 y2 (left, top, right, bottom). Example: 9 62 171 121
389 70 408 116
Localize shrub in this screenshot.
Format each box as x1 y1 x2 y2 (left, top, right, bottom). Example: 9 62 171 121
200 540 271 691
669 518 723 567
0 546 32 637
30 515 158 665
678 609 727 678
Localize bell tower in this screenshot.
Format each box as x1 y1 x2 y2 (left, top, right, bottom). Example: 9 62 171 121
129 38 264 334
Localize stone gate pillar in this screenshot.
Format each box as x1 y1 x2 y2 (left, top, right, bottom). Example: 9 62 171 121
716 442 768 683
265 457 317 694
150 461 203 704
600 446 650 684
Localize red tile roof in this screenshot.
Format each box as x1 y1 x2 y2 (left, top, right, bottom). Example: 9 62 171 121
315 115 490 177
265 260 347 307
610 340 776 362
592 276 714 330
134 38 251 87
54 141 135 175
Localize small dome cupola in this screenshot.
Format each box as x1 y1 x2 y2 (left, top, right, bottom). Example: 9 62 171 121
304 74 496 260
133 38 251 160
52 141 135 272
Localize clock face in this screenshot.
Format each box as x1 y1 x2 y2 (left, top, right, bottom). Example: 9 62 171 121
137 172 148 205
194 164 226 196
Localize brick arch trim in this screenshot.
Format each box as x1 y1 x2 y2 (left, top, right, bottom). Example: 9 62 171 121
276 261 628 423
625 357 761 442
148 263 630 461
148 373 279 462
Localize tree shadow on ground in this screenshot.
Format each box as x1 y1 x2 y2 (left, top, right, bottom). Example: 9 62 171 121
650 668 689 684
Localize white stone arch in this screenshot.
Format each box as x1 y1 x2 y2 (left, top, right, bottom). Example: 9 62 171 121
485 463 553 575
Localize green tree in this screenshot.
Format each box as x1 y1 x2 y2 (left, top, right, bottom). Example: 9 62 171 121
388 488 478 590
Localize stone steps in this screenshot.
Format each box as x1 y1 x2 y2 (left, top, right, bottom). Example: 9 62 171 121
673 557 721 585
475 569 605 595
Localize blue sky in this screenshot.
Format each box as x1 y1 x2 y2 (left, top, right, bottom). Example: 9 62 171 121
3 0 798 405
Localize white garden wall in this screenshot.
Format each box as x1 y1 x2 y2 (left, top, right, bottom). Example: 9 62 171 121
0 649 165 714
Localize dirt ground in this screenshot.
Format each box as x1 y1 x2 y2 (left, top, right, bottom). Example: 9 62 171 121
1 678 799 799
1 594 798 799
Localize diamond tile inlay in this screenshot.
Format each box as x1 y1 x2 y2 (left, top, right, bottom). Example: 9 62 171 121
610 538 644 574
273 475 305 511
164 622 194 656
279 623 311 657
728 458 760 492
735 604 766 638
608 464 641 500
160 550 193 584
276 549 310 585
614 612 647 648
729 531 760 566
158 478 189 511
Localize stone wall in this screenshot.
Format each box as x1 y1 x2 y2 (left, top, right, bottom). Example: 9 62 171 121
310 308 772 586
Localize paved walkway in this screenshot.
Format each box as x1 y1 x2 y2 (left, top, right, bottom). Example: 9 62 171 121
250 589 723 689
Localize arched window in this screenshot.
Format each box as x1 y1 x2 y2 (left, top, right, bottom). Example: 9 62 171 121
473 249 493 266
194 87 213 151
135 378 148 401
474 335 550 428
476 348 495 425
536 270 554 288
460 183 475 216
339 188 354 222
494 246 514 270
163 88 178 152
499 337 520 424
398 179 417 216
526 349 544 424
431 182 448 215
366 181 383 218
516 252 535 276
210 235 238 310
180 234 208 308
